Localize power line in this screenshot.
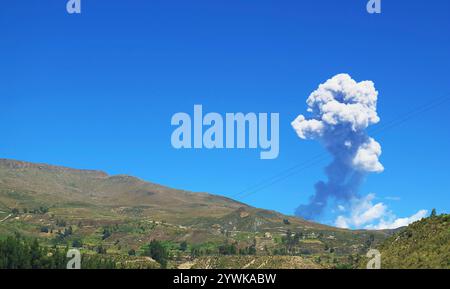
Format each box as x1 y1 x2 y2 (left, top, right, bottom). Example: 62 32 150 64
235 93 450 200
230 152 326 198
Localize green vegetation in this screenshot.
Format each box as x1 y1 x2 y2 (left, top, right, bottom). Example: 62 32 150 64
0 235 67 269
0 234 160 269
179 241 188 252
218 243 238 255
145 240 169 268
360 214 450 269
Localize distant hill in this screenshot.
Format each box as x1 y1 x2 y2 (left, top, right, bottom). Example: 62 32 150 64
0 158 391 268
369 214 450 269
0 158 247 224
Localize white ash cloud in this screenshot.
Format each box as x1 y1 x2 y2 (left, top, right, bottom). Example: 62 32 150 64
292 74 384 220
335 194 428 230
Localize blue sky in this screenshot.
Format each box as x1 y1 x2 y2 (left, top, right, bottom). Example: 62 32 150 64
1 0 449 228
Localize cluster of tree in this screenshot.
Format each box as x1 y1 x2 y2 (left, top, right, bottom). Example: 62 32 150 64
72 239 83 248
188 241 257 257
145 240 168 268
31 206 49 214
179 241 188 252
190 247 213 258
56 219 67 227
363 234 376 252
0 235 156 269
0 235 66 269
218 243 237 255
102 228 111 240
101 224 119 240
282 229 303 254
10 206 49 216
40 226 51 233
54 226 73 243
324 244 335 253
96 245 107 254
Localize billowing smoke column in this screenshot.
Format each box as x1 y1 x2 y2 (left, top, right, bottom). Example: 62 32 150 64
291 74 383 220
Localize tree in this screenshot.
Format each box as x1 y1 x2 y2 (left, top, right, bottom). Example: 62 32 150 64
56 219 66 227
96 245 107 254
66 226 73 236
72 239 83 248
38 206 49 214
180 241 188 252
128 249 136 256
146 240 168 268
190 247 201 258
282 229 299 254
102 228 111 240
365 234 375 249
431 208 437 217
218 243 237 255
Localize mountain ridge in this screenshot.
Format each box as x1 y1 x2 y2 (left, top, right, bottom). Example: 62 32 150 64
0 158 391 268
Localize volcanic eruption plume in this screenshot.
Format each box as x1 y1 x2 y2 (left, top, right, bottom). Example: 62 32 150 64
291 74 383 220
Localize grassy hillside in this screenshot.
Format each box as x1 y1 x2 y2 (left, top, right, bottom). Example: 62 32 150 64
0 158 392 268
357 213 450 269
369 214 450 269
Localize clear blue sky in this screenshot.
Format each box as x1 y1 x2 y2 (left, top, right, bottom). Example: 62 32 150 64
1 0 449 226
